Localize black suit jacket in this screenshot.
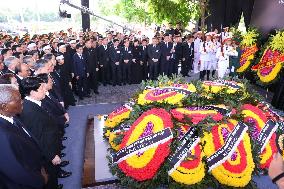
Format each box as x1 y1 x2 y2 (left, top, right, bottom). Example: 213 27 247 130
42 94 67 126
172 42 183 61
147 45 161 63
121 47 133 63
65 47 76 74
97 45 110 66
83 47 98 73
72 53 88 77
160 42 173 62
109 46 122 65
0 117 44 189
141 46 148 63
182 42 194 60
19 99 60 162
49 72 63 103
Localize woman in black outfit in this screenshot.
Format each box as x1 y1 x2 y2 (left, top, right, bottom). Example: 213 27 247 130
55 54 76 108
131 39 143 84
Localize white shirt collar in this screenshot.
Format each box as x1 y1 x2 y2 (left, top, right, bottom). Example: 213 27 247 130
25 96 42 107
45 91 50 98
8 69 15 73
16 74 23 80
0 114 14 124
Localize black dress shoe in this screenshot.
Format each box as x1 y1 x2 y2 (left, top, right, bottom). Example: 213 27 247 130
58 184 63 189
60 153 66 158
61 136 67 141
58 170 72 178
60 160 69 167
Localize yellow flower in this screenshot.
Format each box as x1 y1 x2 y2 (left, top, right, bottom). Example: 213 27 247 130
257 61 283 83
137 89 185 106
202 120 255 187
109 132 121 151
105 110 131 128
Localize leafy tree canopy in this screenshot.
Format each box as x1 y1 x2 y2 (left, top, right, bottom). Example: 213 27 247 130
99 0 201 26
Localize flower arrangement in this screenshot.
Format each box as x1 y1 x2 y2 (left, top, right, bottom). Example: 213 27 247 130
252 30 284 83
237 28 260 73
104 76 283 189
105 105 131 128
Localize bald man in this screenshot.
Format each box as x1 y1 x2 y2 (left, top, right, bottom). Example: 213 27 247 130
0 84 45 189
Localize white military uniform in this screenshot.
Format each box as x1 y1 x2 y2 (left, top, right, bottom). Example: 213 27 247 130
199 40 214 71
216 45 238 78
193 37 202 73
209 41 221 71
221 31 232 43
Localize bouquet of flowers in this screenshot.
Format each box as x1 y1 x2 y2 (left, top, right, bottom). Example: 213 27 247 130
252 30 284 83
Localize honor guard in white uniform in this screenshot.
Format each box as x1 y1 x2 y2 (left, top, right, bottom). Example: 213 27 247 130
216 38 238 78
221 27 232 43
193 31 202 74
210 33 221 78
199 33 213 80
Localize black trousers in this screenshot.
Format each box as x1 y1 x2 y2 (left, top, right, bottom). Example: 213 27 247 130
141 61 148 80
77 77 88 98
100 65 110 85
111 64 122 85
87 71 98 92
171 58 179 75
122 63 131 84
161 59 170 76
181 58 193 76
44 162 58 189
149 61 159 80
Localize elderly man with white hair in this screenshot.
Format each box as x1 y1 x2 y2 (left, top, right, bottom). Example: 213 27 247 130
0 84 46 189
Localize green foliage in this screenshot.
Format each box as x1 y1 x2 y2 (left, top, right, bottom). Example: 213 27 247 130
99 0 200 25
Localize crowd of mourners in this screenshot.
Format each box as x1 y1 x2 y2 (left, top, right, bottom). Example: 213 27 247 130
0 23 242 189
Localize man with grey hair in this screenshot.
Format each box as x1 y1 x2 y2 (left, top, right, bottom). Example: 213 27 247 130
33 59 52 75
0 84 46 189
23 55 36 75
3 56 20 74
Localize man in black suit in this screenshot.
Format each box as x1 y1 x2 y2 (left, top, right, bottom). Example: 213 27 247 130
181 35 194 77
0 84 46 189
15 63 30 83
73 44 90 100
160 34 173 76
23 55 36 76
121 40 133 85
19 77 62 189
109 39 122 86
38 74 72 178
170 35 183 75
97 38 110 86
141 39 148 80
147 37 161 80
83 38 99 94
